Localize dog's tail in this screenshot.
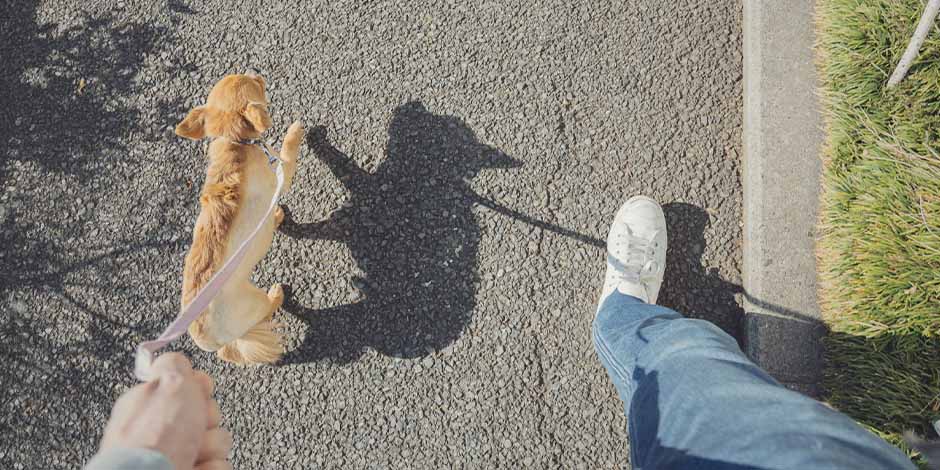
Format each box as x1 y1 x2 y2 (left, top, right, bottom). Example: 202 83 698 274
216 321 284 365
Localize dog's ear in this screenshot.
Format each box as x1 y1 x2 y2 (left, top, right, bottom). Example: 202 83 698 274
242 102 272 134
176 106 207 140
251 75 266 92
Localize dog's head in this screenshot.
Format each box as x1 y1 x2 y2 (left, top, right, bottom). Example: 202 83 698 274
175 74 271 141
387 101 521 179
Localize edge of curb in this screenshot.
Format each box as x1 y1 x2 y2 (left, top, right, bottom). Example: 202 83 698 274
741 0 826 397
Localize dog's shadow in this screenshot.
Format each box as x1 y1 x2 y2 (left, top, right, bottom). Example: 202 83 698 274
279 102 520 364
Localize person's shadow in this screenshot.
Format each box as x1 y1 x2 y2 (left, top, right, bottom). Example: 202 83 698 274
280 101 520 363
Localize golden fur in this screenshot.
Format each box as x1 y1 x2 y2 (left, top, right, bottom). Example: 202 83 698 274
182 142 245 314
175 74 304 365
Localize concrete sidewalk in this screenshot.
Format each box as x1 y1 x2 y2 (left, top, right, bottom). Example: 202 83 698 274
742 0 825 396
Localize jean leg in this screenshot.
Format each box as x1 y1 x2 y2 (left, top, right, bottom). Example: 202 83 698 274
592 291 914 470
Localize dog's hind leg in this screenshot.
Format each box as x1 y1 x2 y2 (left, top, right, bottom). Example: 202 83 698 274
216 282 285 365
264 283 285 314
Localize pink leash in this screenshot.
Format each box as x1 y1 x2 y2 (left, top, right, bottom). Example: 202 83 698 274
135 142 284 381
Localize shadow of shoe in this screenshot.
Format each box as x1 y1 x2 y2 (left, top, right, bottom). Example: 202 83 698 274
659 202 744 339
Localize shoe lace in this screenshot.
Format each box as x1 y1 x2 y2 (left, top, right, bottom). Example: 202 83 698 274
608 228 661 283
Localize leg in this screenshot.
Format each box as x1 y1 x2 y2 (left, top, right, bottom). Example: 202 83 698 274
215 282 283 337
215 282 284 365
265 282 284 313
593 196 913 469
593 293 914 469
278 121 304 194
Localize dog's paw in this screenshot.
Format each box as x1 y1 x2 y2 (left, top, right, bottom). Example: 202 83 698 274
284 121 305 148
267 283 285 306
274 206 285 227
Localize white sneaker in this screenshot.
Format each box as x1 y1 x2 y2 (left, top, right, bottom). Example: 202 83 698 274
598 196 668 307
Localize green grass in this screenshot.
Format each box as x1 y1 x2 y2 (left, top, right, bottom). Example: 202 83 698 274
816 0 940 462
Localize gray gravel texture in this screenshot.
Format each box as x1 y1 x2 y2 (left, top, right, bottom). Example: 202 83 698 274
0 0 742 468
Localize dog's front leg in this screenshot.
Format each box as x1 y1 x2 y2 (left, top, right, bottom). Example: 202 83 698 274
278 121 304 194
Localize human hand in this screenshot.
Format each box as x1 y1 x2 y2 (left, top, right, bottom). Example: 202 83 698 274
98 353 232 470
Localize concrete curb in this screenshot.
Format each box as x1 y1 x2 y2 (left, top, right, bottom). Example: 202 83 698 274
742 0 825 396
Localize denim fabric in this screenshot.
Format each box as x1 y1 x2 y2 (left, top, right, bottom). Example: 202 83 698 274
592 292 913 470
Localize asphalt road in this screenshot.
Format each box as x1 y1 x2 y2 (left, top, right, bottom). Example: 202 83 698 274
0 1 742 468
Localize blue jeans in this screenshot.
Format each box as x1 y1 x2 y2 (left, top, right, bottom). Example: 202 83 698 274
592 292 914 470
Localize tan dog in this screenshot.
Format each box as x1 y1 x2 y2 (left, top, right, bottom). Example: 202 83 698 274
175 74 304 365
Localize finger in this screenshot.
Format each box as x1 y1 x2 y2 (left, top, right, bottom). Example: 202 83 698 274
110 382 149 412
151 352 194 379
98 384 151 448
196 428 233 463
195 460 233 470
206 400 222 429
107 380 162 422
195 371 214 398
149 353 196 394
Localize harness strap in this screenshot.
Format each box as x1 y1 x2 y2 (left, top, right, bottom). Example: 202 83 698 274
237 138 279 165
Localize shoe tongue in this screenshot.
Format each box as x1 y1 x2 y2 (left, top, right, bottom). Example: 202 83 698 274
616 282 649 303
